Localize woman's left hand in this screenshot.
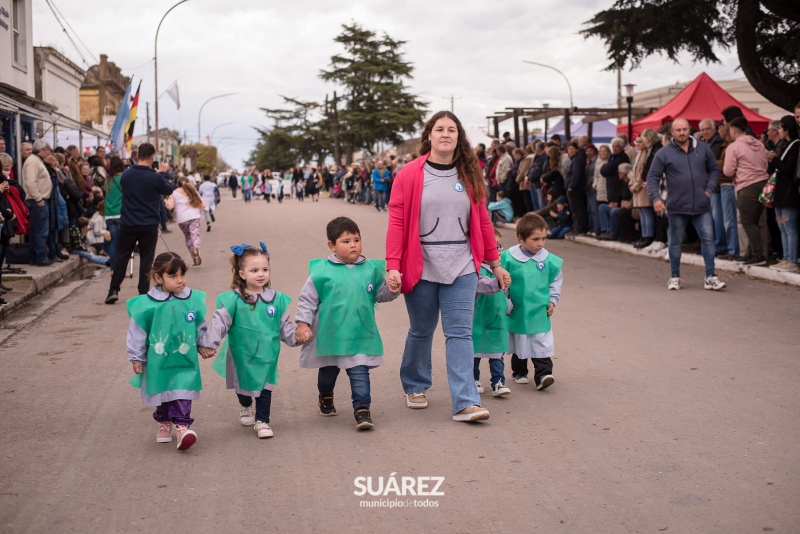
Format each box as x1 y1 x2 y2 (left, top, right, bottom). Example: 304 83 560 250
492 266 511 289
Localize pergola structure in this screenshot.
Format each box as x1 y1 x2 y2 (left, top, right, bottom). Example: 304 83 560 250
486 106 655 146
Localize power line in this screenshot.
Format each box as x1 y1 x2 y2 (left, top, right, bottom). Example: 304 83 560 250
42 0 90 66
47 0 96 61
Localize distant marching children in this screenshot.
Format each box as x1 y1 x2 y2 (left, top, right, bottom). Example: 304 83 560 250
126 252 207 451
295 217 400 430
199 242 304 439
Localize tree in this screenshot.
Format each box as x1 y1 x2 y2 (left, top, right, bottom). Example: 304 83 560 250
179 145 217 173
581 0 800 111
248 130 298 171
320 23 427 164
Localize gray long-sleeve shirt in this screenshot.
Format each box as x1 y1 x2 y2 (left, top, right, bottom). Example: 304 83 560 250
296 254 399 369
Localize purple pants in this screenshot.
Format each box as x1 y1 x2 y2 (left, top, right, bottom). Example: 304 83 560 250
152 399 193 427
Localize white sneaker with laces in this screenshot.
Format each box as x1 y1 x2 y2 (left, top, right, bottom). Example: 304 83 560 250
513 375 529 384
667 277 681 290
704 276 726 291
475 380 484 394
254 421 274 438
239 405 255 426
492 381 511 397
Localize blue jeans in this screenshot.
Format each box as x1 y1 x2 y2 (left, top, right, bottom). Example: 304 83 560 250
774 206 798 264
318 365 371 409
587 188 600 234
639 206 655 238
26 199 49 263
106 218 120 271
598 203 620 236
237 390 272 423
473 358 505 388
374 189 386 210
401 274 480 414
530 187 543 212
550 226 572 239
713 185 740 256
667 211 716 278
243 189 252 202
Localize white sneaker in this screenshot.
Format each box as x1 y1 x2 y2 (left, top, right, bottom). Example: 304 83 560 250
667 277 681 290
452 405 490 422
239 405 255 426
254 421 273 438
653 242 668 252
492 381 511 397
537 375 555 391
475 380 484 394
704 275 727 291
513 375 529 384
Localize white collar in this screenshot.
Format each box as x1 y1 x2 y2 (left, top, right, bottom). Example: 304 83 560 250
327 254 366 265
508 244 549 263
236 287 277 304
147 286 192 301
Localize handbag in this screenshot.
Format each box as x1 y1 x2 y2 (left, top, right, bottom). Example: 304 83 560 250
758 173 776 208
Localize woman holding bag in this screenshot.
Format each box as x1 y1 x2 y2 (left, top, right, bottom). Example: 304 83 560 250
768 116 800 272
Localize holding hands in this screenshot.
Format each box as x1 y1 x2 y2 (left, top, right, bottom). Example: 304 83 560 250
491 265 511 290
296 322 312 345
198 346 218 359
386 270 402 293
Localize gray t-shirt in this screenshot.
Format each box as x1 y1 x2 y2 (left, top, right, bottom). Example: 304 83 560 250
419 162 475 284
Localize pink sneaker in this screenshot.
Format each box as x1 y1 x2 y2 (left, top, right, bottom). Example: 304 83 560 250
156 422 172 443
175 425 197 450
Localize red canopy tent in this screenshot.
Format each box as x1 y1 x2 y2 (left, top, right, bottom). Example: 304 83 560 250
618 72 771 138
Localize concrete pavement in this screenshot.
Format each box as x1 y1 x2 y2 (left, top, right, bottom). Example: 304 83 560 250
1 189 798 533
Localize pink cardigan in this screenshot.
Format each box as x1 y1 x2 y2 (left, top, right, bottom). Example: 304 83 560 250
385 154 500 294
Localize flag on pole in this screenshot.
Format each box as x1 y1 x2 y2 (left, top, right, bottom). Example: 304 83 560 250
166 81 180 109
125 80 142 153
110 80 132 153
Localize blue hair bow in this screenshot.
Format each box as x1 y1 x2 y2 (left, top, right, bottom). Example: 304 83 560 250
230 241 270 258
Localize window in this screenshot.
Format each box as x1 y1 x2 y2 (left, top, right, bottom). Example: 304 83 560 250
12 0 26 67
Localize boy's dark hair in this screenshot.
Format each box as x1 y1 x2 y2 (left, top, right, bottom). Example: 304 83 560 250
496 190 506 199
327 216 361 243
77 217 90 229
729 116 749 133
721 106 744 123
151 251 188 281
516 213 548 239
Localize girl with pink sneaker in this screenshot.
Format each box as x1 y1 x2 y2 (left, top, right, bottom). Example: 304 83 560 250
200 242 303 439
126 252 207 451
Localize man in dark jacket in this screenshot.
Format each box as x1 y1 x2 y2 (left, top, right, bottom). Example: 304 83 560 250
646 118 726 291
565 142 587 234
526 141 548 211
105 143 174 304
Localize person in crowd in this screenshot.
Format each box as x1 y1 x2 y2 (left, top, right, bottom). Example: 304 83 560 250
549 196 573 239
507 148 525 217
768 115 800 272
709 122 741 260
372 160 389 212
764 120 788 259
619 133 637 163
541 146 566 199
166 177 205 266
597 138 631 240
104 157 125 271
630 131 659 249
126 252 206 451
228 172 239 199
723 116 769 266
385 111 509 423
598 163 633 241
263 174 273 203
105 143 174 304
68 217 109 266
647 118 726 291
84 200 107 255
200 243 301 439
20 142 32 168
54 152 84 228
197 175 217 232
0 154 17 300
503 213 563 390
699 119 724 158
472 228 511 397
494 144 513 196
79 162 93 203
527 141 548 212
487 190 513 225
584 143 600 236
241 172 253 203
21 140 55 266
592 144 611 234
515 144 535 214
295 217 400 430
565 141 587 235
306 168 320 202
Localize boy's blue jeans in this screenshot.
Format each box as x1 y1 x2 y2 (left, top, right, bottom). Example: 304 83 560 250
473 358 506 388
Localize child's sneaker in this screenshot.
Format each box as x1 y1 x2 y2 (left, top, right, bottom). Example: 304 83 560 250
513 374 529 384
704 276 727 291
175 425 197 450
667 277 681 290
254 421 274 438
536 375 555 391
452 405 490 422
475 380 484 394
492 381 511 397
239 405 255 426
354 407 374 430
156 421 172 443
319 394 337 416
406 393 428 409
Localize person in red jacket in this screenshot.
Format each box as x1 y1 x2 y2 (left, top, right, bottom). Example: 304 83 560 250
385 111 511 423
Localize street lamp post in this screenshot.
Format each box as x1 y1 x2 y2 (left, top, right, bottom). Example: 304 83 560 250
198 93 236 144
522 60 574 109
154 0 188 157
209 122 233 145
625 83 636 141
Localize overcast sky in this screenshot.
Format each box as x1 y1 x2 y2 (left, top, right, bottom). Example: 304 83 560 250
33 0 744 168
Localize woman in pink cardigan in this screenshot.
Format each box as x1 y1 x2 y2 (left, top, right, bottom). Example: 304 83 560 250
386 111 511 422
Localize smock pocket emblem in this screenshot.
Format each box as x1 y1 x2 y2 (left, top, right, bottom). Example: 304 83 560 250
453 182 464 192
267 305 277 317
536 261 546 271
185 311 196 322
366 282 374 294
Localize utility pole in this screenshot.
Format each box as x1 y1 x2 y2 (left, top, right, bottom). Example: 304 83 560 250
444 95 461 113
617 66 622 109
330 91 342 166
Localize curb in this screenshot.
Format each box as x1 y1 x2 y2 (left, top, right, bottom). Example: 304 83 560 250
0 256 88 320
564 234 800 287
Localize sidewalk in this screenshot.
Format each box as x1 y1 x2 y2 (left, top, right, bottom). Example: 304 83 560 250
0 256 93 320
496 221 800 287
